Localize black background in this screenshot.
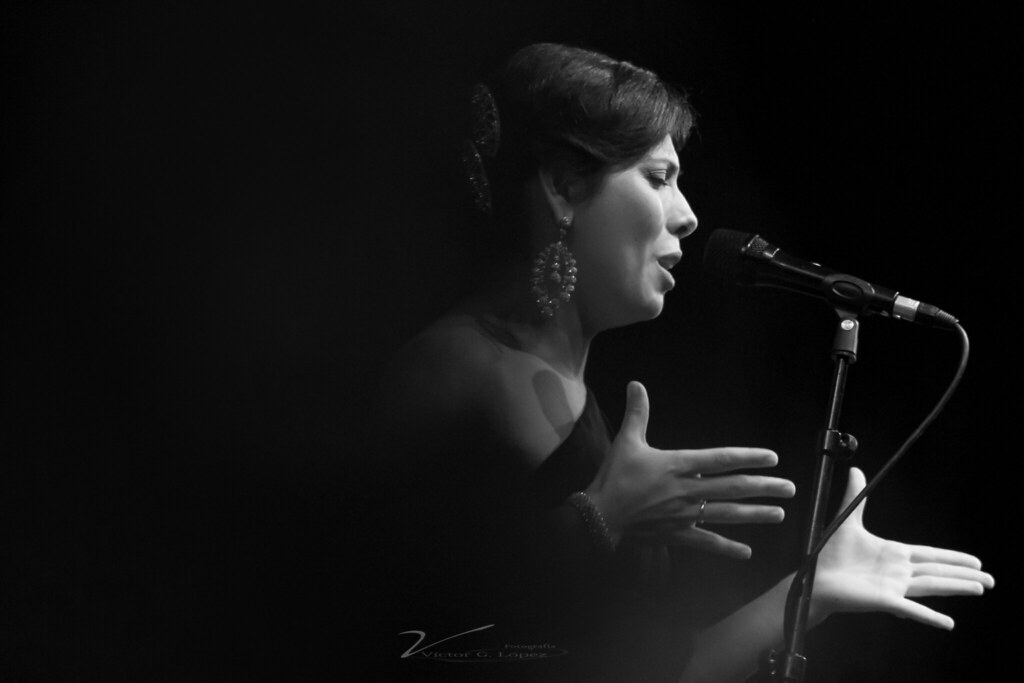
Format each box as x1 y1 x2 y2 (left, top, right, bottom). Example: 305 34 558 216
3 2 1017 680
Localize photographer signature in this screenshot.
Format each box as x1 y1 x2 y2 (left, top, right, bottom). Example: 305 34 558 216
399 623 495 659
400 624 567 663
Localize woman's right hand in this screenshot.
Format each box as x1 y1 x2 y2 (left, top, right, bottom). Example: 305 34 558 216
585 381 795 559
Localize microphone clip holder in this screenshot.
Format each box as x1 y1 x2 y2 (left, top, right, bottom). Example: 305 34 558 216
818 429 858 462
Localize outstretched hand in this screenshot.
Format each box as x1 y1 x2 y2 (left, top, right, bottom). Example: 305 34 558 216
586 381 795 559
813 466 995 629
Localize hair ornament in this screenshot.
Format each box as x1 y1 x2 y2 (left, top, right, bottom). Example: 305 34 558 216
469 83 500 157
461 140 491 214
461 83 501 213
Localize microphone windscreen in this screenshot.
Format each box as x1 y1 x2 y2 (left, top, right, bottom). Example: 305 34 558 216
702 229 755 282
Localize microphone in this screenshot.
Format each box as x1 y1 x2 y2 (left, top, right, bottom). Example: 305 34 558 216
702 229 958 329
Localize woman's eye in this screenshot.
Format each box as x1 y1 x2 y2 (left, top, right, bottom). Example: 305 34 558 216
647 172 669 188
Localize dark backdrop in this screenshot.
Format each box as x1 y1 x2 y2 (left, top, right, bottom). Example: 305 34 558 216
3 2 1016 680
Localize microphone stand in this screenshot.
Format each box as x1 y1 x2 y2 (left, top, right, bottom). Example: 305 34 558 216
760 308 861 682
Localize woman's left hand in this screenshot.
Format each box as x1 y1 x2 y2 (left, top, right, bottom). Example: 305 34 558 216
812 467 995 629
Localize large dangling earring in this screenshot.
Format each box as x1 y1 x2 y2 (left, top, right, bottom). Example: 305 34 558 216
531 216 578 318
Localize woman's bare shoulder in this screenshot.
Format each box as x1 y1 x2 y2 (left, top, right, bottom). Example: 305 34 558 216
374 313 584 466
374 314 506 426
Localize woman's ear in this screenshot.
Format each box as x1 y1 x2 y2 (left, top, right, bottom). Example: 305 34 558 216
536 167 575 224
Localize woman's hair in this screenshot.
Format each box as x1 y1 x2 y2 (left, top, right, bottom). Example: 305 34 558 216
467 43 695 251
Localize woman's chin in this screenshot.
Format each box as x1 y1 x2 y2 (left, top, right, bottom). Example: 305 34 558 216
587 293 665 330
631 296 666 323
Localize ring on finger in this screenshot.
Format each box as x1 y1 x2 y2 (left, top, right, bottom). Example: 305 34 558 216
695 499 707 527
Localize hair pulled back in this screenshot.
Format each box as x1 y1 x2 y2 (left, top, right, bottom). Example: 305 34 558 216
465 43 695 255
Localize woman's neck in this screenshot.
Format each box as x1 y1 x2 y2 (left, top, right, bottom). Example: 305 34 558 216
459 264 593 381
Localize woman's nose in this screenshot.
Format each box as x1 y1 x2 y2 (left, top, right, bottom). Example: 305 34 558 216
668 189 698 239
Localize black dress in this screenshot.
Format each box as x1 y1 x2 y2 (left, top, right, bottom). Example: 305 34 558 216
366 389 695 682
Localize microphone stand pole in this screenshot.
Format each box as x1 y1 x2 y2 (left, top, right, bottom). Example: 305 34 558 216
761 309 861 682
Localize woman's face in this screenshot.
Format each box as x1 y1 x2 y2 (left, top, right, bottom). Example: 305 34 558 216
570 135 698 331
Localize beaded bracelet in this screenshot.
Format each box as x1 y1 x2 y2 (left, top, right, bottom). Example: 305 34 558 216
567 491 616 554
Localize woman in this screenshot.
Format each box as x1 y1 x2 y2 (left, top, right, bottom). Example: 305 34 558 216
372 43 993 682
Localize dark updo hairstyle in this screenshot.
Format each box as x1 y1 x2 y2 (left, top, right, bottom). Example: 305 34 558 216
467 43 696 257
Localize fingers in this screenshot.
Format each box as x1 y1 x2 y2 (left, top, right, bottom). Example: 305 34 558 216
703 502 787 525
909 557 995 593
846 466 867 493
909 545 985 571
690 474 796 502
618 381 650 445
906 576 987 598
671 447 780 476
829 466 868 529
631 502 787 533
668 526 754 560
891 599 956 631
910 561 996 591
839 466 868 524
